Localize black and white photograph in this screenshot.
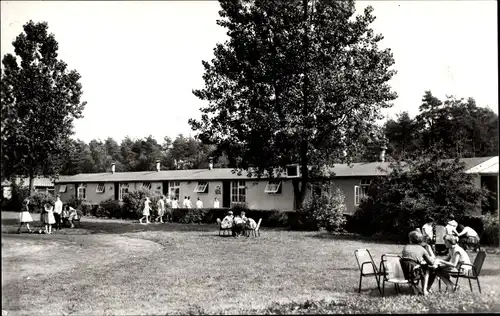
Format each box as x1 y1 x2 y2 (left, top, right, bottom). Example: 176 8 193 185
1 0 499 314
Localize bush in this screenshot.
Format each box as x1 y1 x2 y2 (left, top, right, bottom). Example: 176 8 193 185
302 184 347 233
480 212 499 246
99 198 123 219
353 153 490 241
28 191 55 213
2 183 30 212
121 188 161 218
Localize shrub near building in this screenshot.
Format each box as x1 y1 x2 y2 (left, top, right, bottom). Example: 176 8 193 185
353 154 491 241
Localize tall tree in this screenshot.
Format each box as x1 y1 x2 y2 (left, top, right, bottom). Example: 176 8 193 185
1 21 86 191
384 111 421 160
190 0 397 208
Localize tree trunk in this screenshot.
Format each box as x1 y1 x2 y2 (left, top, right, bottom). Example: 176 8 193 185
28 174 35 195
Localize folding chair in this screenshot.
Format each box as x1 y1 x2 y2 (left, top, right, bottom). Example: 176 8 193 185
354 249 382 294
379 254 411 296
217 218 232 236
245 218 262 237
439 251 486 293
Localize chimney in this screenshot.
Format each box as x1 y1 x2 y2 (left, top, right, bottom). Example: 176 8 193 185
208 157 213 170
156 160 161 172
380 144 387 162
111 163 116 174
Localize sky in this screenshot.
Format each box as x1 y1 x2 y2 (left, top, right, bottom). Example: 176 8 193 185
1 1 498 144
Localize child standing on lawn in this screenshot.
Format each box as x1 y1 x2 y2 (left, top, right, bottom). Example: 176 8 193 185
139 197 151 224
44 203 56 234
18 198 33 234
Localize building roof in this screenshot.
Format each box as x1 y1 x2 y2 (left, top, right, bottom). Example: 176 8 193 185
54 156 498 184
1 176 55 187
464 156 498 175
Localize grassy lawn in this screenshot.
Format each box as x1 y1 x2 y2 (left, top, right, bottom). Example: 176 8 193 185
2 211 500 315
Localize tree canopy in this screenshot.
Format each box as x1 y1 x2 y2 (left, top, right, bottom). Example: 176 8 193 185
190 0 397 207
1 21 86 191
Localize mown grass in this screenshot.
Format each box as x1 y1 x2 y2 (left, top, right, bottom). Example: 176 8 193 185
1 211 500 315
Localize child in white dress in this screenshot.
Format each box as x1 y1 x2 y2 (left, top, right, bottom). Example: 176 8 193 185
18 198 33 234
44 203 56 234
139 197 151 224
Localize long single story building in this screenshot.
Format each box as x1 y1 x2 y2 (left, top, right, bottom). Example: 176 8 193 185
53 156 499 214
1 176 56 199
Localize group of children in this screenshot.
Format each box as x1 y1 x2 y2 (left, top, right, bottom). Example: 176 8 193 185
138 195 221 224
18 195 80 234
220 210 257 237
421 215 481 251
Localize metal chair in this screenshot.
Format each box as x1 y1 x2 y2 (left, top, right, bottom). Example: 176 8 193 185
379 254 411 296
434 225 448 255
439 251 486 293
217 218 232 236
245 218 262 237
354 249 382 294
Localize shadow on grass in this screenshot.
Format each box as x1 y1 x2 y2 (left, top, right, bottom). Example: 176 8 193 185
2 216 220 235
309 232 403 245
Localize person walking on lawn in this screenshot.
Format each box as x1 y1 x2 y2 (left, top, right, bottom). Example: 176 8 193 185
18 197 33 234
156 196 165 223
186 196 193 209
53 195 63 230
139 197 151 224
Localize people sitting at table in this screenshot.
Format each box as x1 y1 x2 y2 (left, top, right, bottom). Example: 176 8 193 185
456 224 480 251
233 214 246 237
401 230 437 295
433 234 472 292
221 211 234 229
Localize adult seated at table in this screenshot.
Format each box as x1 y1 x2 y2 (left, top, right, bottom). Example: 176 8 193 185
221 211 234 229
433 234 472 292
401 230 437 295
421 216 435 245
63 205 79 228
456 224 480 251
445 215 459 236
233 214 246 237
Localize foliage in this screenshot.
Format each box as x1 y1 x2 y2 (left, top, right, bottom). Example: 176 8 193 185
189 0 397 209
353 149 490 241
382 91 499 161
121 188 161 218
27 191 55 214
481 212 499 246
300 183 347 232
99 198 123 219
1 20 86 188
1 182 30 212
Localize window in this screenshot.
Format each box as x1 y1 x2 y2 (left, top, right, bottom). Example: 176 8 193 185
286 165 299 177
231 181 246 203
96 183 105 193
169 181 180 200
194 181 209 193
360 179 372 186
141 182 152 190
77 183 87 200
154 184 162 195
58 185 67 193
265 181 282 194
354 179 371 206
119 183 129 201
